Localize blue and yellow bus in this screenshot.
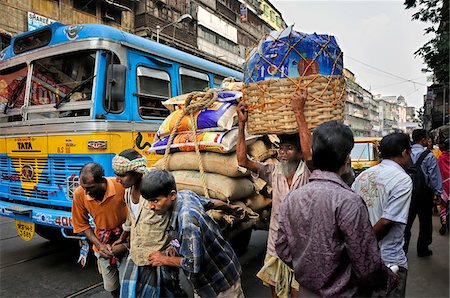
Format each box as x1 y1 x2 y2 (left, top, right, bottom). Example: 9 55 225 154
0 23 241 241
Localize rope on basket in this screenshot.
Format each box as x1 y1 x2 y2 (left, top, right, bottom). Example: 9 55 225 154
161 89 218 199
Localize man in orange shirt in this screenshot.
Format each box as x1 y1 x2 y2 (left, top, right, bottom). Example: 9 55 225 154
72 163 128 297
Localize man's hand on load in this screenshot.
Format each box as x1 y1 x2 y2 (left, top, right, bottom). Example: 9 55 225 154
291 89 307 114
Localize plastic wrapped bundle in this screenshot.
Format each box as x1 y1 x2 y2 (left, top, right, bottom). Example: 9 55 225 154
243 26 346 134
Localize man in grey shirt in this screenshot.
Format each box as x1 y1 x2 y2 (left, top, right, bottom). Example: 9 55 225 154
276 121 398 297
404 129 443 257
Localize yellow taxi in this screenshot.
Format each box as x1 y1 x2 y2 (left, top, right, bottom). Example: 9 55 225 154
351 137 382 176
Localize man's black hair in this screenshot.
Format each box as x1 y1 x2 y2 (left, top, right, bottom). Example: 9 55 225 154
119 148 142 161
140 170 177 200
379 133 411 159
278 134 300 150
412 129 428 143
312 121 354 172
80 162 104 183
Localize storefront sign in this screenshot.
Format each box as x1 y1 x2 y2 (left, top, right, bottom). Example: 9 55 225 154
27 12 56 31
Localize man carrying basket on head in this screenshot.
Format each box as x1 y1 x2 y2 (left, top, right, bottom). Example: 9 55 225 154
236 89 313 298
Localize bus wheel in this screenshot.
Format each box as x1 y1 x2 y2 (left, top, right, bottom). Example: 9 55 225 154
35 225 64 241
230 229 252 256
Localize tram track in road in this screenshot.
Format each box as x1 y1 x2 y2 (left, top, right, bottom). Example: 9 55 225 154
0 235 19 241
0 247 62 270
64 281 104 298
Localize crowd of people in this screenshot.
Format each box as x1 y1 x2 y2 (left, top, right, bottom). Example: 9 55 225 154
71 90 449 298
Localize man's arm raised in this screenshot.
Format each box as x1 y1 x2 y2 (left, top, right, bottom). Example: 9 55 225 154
236 102 260 173
291 89 313 171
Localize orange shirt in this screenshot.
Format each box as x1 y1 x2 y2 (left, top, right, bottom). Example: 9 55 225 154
432 149 442 160
72 177 127 250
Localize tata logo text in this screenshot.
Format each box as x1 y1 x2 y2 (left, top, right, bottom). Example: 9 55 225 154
17 141 33 150
21 164 35 181
87 140 107 150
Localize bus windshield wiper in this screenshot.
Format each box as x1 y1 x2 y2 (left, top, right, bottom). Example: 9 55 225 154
54 75 95 109
4 76 27 114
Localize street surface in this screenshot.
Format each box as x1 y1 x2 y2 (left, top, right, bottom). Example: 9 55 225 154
0 215 448 297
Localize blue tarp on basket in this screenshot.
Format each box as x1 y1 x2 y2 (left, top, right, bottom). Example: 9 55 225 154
244 26 344 84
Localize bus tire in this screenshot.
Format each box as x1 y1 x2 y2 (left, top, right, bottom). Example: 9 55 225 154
35 225 64 241
230 229 252 256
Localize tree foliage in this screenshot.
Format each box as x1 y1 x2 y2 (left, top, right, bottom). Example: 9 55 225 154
404 0 449 86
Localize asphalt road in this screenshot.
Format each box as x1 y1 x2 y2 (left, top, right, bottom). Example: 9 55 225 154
0 215 448 297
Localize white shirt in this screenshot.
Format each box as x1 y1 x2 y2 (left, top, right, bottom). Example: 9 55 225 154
130 199 140 218
352 159 412 268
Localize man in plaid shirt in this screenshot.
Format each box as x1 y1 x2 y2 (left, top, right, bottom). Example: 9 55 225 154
140 170 244 298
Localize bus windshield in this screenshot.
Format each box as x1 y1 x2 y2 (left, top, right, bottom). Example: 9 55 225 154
351 142 377 161
0 51 97 123
27 50 96 120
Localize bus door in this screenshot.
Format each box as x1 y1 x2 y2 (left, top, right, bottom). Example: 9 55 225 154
127 51 174 162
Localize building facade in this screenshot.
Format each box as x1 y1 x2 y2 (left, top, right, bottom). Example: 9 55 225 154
423 84 449 131
0 0 135 48
343 69 374 137
131 0 286 70
0 0 286 71
373 94 419 136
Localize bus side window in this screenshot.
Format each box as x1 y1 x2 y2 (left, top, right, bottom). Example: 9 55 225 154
179 67 209 94
136 66 171 118
213 75 225 87
0 63 27 123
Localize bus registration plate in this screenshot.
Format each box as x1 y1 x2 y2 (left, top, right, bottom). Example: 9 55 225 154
14 220 35 241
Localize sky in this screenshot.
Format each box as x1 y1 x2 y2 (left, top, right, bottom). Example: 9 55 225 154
272 0 431 109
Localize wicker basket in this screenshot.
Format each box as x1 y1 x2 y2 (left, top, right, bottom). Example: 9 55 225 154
242 75 346 134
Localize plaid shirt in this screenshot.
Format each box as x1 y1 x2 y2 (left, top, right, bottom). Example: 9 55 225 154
168 190 241 297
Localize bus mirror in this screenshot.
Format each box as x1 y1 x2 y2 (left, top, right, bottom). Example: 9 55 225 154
106 64 126 112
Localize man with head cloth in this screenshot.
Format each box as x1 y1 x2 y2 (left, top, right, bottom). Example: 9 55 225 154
112 149 185 297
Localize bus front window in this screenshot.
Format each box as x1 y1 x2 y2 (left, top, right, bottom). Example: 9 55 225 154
27 51 96 119
0 64 28 123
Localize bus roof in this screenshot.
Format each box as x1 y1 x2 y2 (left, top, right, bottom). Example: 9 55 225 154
1 23 242 79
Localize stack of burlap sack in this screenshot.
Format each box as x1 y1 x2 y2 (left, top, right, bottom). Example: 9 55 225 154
149 82 277 230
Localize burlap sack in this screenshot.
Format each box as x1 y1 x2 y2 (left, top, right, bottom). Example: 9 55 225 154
248 140 277 162
154 151 245 177
246 193 272 212
172 170 254 202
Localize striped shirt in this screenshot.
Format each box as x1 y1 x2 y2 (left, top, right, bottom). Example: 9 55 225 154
168 190 241 297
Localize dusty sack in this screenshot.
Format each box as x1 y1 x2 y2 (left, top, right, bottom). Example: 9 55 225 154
248 140 277 161
246 193 272 212
153 151 245 177
172 170 254 202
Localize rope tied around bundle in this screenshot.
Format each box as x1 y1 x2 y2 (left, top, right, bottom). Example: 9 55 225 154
241 27 346 134
162 89 218 199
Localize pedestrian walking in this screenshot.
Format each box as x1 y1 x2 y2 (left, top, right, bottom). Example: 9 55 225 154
437 138 449 235
352 133 412 297
112 149 185 297
140 170 244 298
276 120 398 297
404 129 443 257
236 89 312 298
72 163 128 297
